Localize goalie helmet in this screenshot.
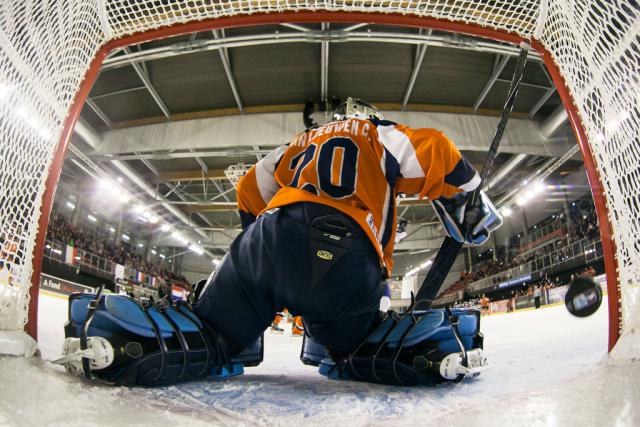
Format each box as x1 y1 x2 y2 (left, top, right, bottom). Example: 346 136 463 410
333 97 383 121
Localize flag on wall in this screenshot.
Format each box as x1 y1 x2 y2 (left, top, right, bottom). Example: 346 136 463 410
135 271 145 283
172 285 184 300
65 245 78 265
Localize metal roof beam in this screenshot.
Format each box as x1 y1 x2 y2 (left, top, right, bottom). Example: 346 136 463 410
253 145 264 161
473 54 510 111
85 98 112 128
90 86 147 100
495 78 552 91
528 86 557 118
191 147 237 217
342 23 369 32
94 149 272 161
320 23 329 102
193 155 209 200
279 23 311 32
74 120 214 247
484 153 528 192
155 169 228 182
96 110 573 159
212 29 244 112
497 145 580 208
124 47 171 118
402 29 431 108
103 31 543 71
209 186 235 202
540 104 569 138
139 157 218 230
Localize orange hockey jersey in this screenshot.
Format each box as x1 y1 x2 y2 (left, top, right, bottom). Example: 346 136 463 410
237 118 480 274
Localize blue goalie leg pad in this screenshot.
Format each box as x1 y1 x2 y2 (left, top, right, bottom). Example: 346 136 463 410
317 308 485 386
61 292 262 386
212 363 244 379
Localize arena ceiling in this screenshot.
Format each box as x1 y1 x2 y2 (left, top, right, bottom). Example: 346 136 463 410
63 22 585 262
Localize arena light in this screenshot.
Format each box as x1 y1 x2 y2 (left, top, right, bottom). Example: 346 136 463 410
149 215 159 224
532 181 545 194
212 258 221 266
159 254 166 259
160 224 170 232
151 249 157 255
109 227 115 233
189 244 204 255
122 234 130 241
420 260 433 269
65 201 75 209
87 214 97 222
98 178 135 204
137 243 144 248
171 231 189 245
502 206 513 217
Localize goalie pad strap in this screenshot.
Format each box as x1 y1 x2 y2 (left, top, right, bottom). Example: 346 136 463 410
320 306 483 386
64 293 263 386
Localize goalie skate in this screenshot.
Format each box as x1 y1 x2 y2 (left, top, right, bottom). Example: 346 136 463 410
436 348 489 381
53 336 116 377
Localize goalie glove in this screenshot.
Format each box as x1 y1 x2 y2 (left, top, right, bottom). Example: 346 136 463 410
432 190 503 246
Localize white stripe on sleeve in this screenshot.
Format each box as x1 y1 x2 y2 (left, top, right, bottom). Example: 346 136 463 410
378 150 391 243
255 145 287 204
459 171 481 192
376 125 424 179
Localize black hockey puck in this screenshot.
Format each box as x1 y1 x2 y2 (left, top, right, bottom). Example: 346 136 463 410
565 276 602 317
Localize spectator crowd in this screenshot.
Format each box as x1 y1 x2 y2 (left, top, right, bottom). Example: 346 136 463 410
452 258 599 309
447 198 599 292
46 210 188 286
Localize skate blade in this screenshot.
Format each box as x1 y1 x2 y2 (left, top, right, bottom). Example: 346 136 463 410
51 352 82 366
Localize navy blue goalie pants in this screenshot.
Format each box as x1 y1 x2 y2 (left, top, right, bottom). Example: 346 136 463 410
194 202 384 354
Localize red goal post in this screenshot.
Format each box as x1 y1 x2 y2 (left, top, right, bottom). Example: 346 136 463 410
1 1 636 357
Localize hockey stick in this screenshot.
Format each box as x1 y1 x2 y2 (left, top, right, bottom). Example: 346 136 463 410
414 42 530 307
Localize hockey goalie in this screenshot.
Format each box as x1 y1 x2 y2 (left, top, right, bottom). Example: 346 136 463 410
57 98 501 386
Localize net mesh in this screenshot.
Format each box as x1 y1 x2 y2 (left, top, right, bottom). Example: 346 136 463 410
0 0 638 354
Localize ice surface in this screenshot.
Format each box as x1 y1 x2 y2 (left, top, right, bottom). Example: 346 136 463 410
0 291 638 426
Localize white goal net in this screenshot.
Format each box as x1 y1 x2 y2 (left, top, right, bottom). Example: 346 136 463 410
0 0 638 357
